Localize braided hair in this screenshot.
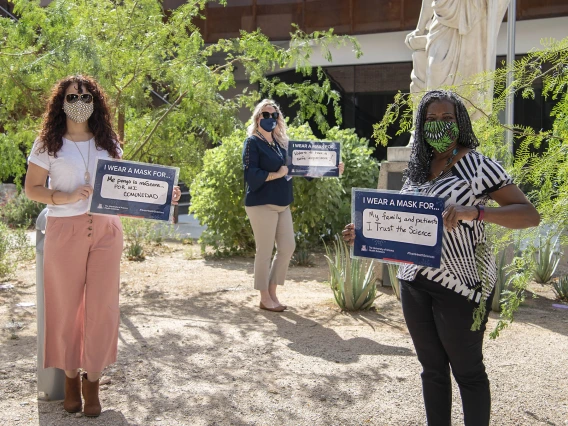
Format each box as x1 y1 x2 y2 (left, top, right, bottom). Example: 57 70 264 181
405 90 479 185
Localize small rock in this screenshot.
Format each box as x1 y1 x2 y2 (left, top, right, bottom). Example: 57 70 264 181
75 412 83 418
155 417 162 421
99 376 111 385
20 402 29 406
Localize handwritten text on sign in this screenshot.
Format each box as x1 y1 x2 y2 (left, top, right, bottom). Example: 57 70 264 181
292 150 337 167
100 174 168 205
362 209 439 246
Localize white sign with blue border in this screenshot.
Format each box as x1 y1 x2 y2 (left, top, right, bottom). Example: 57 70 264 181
89 158 179 222
352 188 444 268
286 140 340 177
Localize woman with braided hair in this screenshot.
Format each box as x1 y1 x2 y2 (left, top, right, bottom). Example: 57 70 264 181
343 90 539 425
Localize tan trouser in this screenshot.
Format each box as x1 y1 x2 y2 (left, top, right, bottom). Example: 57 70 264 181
245 204 296 291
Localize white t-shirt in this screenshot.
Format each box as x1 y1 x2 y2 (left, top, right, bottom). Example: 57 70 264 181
28 137 123 217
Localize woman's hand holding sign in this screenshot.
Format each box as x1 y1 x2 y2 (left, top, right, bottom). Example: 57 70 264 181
69 184 93 203
442 204 478 231
171 186 181 205
342 223 355 245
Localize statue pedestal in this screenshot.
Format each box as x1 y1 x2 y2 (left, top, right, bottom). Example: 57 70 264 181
375 146 411 286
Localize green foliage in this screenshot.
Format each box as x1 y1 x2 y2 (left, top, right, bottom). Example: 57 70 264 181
290 241 315 267
0 222 34 279
552 276 568 302
532 232 562 283
491 250 513 313
189 125 379 255
0 0 360 185
120 217 178 261
324 235 377 311
189 128 253 255
0 192 45 229
386 263 401 301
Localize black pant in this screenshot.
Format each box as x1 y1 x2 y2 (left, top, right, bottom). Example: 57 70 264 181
400 274 493 426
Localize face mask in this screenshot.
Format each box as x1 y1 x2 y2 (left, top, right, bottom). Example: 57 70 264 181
259 118 277 132
63 100 94 123
423 120 459 152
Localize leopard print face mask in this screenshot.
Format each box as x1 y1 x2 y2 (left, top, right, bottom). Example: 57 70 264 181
63 100 94 123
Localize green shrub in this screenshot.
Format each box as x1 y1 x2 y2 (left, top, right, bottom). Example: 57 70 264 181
120 218 178 261
0 222 34 278
532 232 562 283
189 125 380 255
552 276 568 302
1 192 45 229
324 235 377 311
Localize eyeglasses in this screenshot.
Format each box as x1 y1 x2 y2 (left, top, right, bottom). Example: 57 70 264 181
65 94 94 104
261 111 279 120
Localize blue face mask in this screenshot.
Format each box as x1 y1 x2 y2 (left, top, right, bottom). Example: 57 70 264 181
259 118 277 132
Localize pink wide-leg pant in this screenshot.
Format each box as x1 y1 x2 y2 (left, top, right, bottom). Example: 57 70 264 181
43 213 123 372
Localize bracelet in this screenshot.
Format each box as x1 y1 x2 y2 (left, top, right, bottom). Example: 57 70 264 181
475 204 485 221
51 190 60 205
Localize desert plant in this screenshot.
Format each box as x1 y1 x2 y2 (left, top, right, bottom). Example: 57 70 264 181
492 250 513 313
324 235 377 311
532 232 562 283
552 276 568 302
386 263 401 301
120 218 178 261
291 241 315 267
126 242 145 261
0 192 45 229
0 222 34 278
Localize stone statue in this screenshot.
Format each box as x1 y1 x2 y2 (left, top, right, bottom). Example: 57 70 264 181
405 0 511 117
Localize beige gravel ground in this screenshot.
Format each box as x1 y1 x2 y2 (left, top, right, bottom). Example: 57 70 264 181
1 242 567 426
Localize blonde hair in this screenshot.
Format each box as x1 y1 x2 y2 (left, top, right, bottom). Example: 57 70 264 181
246 99 289 147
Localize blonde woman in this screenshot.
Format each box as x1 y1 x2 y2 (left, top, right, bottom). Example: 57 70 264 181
242 99 343 311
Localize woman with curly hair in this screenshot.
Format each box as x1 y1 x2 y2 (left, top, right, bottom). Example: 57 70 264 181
344 90 539 425
25 75 180 417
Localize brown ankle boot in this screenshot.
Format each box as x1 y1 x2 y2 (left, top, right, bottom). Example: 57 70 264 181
63 374 82 413
81 373 101 417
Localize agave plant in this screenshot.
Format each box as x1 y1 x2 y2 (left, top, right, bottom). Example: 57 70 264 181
324 235 377 311
532 232 562 284
553 276 568 302
386 263 401 301
492 249 513 313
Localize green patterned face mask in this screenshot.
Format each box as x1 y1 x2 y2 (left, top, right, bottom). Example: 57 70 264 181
423 120 459 152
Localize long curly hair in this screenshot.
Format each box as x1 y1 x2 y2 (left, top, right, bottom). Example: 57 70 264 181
38 75 120 158
246 99 289 148
406 90 479 185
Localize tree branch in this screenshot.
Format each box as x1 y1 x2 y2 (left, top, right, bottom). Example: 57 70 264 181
128 89 189 160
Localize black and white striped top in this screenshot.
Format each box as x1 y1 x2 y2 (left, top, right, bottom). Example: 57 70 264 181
397 150 514 303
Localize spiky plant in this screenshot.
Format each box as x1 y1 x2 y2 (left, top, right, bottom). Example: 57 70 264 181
492 250 513 313
324 235 377 311
552 276 568 302
532 233 562 284
386 263 401 301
